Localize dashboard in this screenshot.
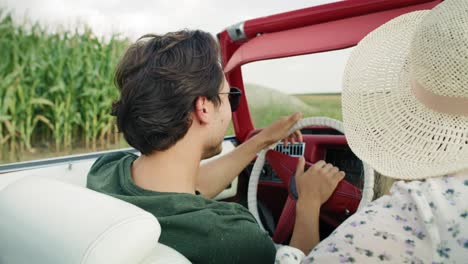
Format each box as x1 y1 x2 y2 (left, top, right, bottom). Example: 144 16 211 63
258 136 364 190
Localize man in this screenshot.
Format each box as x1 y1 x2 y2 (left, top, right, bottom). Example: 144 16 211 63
87 30 344 263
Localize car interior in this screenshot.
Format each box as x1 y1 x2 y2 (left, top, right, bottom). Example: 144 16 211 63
0 0 442 263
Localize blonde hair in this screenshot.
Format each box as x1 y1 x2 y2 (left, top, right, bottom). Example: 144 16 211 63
372 171 396 200
371 168 468 200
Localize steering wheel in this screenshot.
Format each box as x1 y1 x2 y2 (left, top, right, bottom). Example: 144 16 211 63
248 117 374 244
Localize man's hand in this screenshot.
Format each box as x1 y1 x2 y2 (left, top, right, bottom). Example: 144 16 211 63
197 112 304 199
295 158 345 205
255 112 303 147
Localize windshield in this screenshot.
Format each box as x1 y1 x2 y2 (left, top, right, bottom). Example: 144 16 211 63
241 48 352 128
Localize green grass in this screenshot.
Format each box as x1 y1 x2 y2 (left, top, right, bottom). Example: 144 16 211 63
225 84 341 133
294 94 342 120
224 84 341 136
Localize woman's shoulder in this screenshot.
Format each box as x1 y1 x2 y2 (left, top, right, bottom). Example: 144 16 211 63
304 173 468 263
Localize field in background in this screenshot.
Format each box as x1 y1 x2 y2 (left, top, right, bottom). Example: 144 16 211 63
295 94 342 120
225 84 342 135
0 12 128 163
0 12 341 164
1 84 341 163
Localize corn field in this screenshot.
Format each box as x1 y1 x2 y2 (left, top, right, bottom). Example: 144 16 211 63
0 11 129 163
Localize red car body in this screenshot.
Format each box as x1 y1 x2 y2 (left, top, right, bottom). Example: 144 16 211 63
217 0 442 243
218 0 441 141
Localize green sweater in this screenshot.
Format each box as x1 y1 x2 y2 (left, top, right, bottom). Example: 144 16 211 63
87 152 276 264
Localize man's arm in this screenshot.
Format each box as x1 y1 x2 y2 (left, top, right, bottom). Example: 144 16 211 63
197 113 302 199
197 134 267 198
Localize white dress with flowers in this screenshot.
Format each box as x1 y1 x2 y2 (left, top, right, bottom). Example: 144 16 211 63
275 173 468 264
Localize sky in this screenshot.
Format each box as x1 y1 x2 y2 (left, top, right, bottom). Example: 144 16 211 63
1 0 350 94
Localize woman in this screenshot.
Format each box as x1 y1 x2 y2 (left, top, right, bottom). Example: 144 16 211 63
277 0 468 263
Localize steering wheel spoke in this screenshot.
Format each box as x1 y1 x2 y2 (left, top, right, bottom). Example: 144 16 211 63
272 196 296 244
265 150 298 188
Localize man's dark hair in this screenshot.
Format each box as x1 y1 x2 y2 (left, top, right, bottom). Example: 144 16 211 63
112 30 224 155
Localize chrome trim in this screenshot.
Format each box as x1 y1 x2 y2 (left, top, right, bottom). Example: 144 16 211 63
227 21 247 41
274 142 306 157
0 136 238 174
0 148 138 174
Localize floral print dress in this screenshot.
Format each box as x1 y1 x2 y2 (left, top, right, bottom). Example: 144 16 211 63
275 173 468 264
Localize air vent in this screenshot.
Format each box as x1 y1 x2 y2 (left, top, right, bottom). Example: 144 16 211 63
274 142 305 157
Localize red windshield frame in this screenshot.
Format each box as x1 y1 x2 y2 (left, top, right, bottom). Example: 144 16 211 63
218 0 442 142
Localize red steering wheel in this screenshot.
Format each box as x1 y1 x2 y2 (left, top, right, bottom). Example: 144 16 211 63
248 117 374 244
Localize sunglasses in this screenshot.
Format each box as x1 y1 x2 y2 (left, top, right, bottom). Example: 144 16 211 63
219 87 242 112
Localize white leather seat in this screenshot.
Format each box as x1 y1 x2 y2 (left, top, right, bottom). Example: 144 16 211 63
0 177 190 264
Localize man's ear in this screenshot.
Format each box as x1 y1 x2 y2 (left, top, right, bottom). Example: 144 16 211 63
193 96 210 124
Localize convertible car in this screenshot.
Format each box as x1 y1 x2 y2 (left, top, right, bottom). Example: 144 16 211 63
0 0 441 263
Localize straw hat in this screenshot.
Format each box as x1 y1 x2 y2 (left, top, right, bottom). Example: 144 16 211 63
342 0 468 180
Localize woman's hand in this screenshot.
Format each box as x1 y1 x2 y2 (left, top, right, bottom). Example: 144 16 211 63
256 112 303 147
295 157 345 206
289 158 345 254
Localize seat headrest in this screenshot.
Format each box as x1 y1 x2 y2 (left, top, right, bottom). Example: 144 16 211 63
0 177 161 264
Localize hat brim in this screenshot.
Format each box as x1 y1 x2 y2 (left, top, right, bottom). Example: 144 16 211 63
342 11 468 180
